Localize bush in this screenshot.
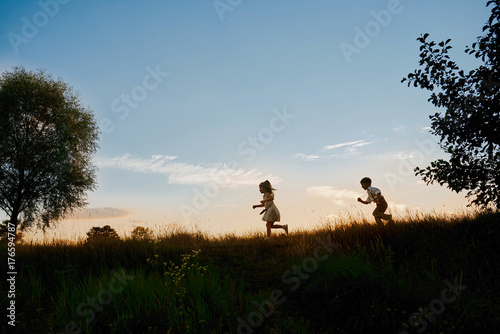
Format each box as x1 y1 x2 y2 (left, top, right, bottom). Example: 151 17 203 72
0 219 25 244
86 225 120 243
131 226 154 241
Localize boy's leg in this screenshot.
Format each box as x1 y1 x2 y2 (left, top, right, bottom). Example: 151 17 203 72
373 202 388 227
374 215 384 227
386 216 395 226
379 201 394 223
381 212 393 221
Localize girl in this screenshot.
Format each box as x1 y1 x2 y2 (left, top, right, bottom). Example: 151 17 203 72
253 180 288 238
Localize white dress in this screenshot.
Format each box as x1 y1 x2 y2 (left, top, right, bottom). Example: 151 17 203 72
262 193 280 222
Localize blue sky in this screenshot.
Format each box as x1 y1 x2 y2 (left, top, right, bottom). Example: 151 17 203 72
0 0 492 239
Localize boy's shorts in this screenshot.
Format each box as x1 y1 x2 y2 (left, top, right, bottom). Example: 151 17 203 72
373 196 388 214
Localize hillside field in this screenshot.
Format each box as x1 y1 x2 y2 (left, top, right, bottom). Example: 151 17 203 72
1 211 500 333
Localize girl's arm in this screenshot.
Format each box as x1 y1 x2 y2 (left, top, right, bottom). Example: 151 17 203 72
260 193 274 204
254 193 273 209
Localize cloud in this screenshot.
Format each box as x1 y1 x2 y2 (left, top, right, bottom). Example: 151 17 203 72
293 139 371 161
322 140 368 151
391 152 421 160
95 154 281 187
391 125 405 133
388 201 408 212
306 186 363 206
292 153 320 161
66 207 132 220
130 219 147 224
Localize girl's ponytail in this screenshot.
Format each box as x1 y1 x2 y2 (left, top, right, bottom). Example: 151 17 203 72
260 180 276 193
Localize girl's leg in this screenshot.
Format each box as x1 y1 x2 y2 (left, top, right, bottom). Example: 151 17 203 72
267 221 287 235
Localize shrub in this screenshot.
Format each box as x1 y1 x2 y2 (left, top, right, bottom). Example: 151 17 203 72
0 219 25 244
86 225 120 243
131 226 154 241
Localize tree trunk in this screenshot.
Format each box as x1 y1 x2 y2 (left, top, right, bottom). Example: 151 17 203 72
9 205 20 236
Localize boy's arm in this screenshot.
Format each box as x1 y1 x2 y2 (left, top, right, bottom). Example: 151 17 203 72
358 189 371 204
357 197 368 204
253 203 265 209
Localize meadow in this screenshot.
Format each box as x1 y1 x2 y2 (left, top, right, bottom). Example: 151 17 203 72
1 211 499 334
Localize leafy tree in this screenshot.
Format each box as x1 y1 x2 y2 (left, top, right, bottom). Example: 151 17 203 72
86 225 120 243
131 226 154 240
402 0 500 210
0 67 99 234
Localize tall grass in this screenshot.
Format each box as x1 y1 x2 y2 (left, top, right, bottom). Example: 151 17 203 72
1 211 499 333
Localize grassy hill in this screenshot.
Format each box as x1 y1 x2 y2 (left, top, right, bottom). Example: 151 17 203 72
2 211 499 333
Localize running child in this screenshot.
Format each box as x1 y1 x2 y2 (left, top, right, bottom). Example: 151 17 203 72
253 180 288 238
357 177 394 227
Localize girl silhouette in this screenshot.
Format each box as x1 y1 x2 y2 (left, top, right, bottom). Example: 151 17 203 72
252 180 288 238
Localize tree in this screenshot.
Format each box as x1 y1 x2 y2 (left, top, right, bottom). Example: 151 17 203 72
131 226 154 241
0 67 100 234
402 0 500 210
86 225 120 243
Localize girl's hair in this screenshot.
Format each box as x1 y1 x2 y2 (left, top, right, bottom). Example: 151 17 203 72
259 180 276 193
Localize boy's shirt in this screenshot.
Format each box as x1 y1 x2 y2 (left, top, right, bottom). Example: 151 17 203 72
365 186 382 203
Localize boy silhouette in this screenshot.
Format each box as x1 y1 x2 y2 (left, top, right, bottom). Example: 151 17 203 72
357 177 394 227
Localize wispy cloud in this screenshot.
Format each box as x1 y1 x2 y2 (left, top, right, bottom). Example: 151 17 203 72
322 140 368 151
306 186 363 206
391 125 405 133
292 153 320 161
391 152 421 160
66 207 132 220
388 201 409 212
293 139 371 161
95 154 281 187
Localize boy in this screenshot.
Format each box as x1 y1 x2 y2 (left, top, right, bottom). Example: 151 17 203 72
357 177 394 227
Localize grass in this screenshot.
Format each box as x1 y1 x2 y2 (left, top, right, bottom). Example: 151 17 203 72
1 211 500 333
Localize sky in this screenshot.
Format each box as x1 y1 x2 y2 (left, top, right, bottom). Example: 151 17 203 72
0 0 492 241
